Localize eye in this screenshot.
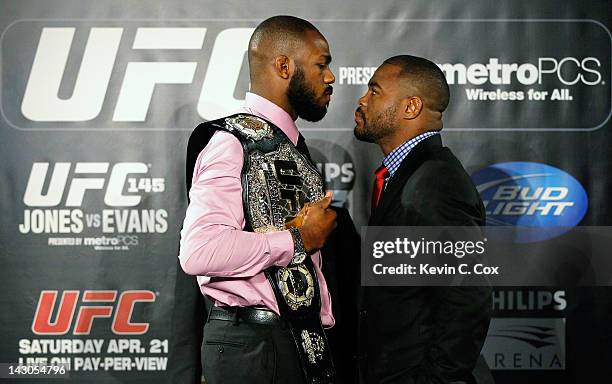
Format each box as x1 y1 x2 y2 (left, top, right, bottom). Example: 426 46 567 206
370 88 378 95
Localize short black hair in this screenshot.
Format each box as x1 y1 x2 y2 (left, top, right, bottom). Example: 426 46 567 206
248 16 319 64
383 55 450 112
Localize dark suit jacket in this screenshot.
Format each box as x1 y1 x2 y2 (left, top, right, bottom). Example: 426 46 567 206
360 134 492 384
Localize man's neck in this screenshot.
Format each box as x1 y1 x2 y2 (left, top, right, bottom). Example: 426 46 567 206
379 131 418 156
249 89 297 121
379 122 442 155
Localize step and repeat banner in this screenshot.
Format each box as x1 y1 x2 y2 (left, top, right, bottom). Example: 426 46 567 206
1 0 610 382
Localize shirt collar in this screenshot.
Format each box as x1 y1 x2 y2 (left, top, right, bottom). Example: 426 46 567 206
242 92 300 145
383 131 440 178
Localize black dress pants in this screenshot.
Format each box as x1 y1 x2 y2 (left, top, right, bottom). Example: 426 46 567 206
202 317 307 384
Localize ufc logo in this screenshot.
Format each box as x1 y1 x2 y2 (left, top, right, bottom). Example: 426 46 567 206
32 290 156 335
21 27 253 122
23 162 148 207
273 160 306 218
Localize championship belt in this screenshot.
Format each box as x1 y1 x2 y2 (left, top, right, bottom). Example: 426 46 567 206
213 113 336 384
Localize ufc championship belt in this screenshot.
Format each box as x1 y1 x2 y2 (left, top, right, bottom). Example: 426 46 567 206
210 113 336 384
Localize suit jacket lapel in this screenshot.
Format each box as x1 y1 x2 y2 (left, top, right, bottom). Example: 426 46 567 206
369 134 443 224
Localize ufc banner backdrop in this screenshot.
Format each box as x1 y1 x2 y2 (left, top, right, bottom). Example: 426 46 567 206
1 0 610 382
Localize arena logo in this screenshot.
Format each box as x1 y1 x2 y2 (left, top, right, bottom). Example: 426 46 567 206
23 162 163 208
481 318 565 370
32 290 156 335
471 162 588 242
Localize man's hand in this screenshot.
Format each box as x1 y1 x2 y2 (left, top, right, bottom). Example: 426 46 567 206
295 192 337 253
285 207 307 229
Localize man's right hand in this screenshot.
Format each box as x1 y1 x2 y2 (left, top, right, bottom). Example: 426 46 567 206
297 192 337 253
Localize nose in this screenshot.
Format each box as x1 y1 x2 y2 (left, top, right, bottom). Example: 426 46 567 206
358 93 367 108
325 68 335 84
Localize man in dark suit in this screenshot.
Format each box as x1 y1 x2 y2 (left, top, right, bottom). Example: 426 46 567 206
354 55 492 384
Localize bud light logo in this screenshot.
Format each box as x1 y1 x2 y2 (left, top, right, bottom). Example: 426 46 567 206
471 162 588 242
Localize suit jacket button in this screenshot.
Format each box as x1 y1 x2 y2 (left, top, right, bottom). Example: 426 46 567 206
360 310 367 317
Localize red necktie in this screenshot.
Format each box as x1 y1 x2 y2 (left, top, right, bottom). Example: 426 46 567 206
371 165 389 211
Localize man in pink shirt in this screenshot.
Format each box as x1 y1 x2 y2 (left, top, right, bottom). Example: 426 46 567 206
176 16 339 384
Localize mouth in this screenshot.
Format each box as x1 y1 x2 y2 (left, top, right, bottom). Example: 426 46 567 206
354 109 364 125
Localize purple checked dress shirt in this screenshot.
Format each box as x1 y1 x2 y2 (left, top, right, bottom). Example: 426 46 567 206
179 92 334 327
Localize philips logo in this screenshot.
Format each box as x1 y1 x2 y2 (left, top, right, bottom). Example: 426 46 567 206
310 140 356 210
439 57 603 86
471 162 588 241
493 289 567 312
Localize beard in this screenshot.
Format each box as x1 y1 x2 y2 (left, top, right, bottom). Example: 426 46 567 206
287 66 330 122
354 104 397 143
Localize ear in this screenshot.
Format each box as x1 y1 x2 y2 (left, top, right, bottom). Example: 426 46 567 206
403 96 423 120
274 55 292 80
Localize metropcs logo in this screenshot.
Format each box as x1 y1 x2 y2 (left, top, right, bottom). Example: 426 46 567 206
439 57 603 86
471 162 588 242
340 57 604 87
32 290 156 335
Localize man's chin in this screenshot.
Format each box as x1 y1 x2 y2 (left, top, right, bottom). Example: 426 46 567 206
354 126 375 143
298 107 328 122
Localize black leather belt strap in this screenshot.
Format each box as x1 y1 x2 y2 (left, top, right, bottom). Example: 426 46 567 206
208 306 282 326
266 258 336 384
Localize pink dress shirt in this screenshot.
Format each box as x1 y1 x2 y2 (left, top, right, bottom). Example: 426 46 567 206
179 92 334 327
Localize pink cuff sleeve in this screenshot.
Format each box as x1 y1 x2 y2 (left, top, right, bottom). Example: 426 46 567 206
265 230 295 267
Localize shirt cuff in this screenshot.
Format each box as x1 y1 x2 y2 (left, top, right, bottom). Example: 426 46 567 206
266 230 295 267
